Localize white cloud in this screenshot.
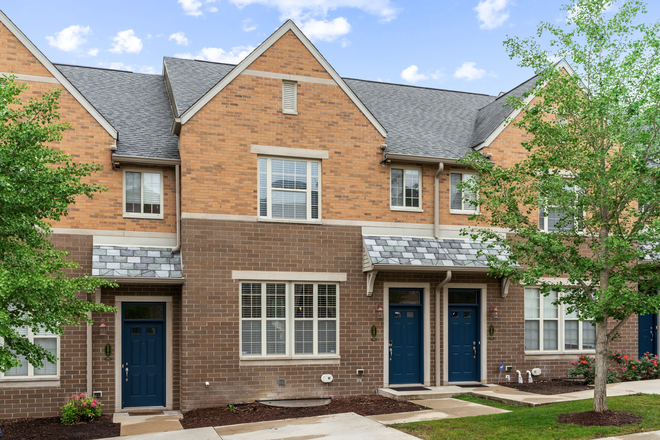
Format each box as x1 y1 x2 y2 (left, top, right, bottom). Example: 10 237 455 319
209 6 219 12
176 45 256 64
109 62 133 71
87 48 99 56
46 25 91 52
300 17 351 42
179 0 204 16
242 19 257 32
401 65 428 83
430 69 445 81
226 0 398 22
474 0 510 30
110 30 143 54
341 38 350 48
454 62 486 80
140 66 157 74
169 32 189 46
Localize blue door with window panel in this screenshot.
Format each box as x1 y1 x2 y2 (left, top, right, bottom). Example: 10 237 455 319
639 312 658 358
389 288 423 384
122 303 166 408
448 289 480 382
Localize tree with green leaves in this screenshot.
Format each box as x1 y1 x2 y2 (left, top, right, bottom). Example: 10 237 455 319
0 75 115 374
461 0 660 412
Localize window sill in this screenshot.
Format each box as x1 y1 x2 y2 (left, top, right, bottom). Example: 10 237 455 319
282 111 298 115
239 355 340 367
123 214 164 220
450 210 479 215
0 377 60 388
257 217 322 226
390 207 423 213
525 351 595 359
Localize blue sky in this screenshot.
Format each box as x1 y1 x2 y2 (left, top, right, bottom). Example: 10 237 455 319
4 0 660 95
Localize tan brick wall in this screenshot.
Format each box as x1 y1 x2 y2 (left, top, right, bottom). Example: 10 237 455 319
0 20 176 235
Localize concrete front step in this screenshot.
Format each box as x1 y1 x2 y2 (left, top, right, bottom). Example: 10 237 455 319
378 385 493 402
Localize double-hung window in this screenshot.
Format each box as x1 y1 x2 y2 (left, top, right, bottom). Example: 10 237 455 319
450 172 478 214
0 327 59 379
390 167 421 210
124 169 164 218
240 282 338 357
539 183 581 232
258 157 320 221
524 287 595 352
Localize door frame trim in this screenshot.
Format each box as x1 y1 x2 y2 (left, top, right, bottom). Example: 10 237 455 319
115 296 173 412
383 282 431 387
443 284 487 384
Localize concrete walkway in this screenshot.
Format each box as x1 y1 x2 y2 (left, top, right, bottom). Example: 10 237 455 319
597 432 660 439
112 411 183 436
380 379 660 407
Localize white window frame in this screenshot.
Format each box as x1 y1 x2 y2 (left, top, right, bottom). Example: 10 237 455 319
0 328 60 380
449 172 479 215
282 80 298 115
239 281 340 359
524 287 595 354
122 168 164 219
258 156 321 223
390 165 423 212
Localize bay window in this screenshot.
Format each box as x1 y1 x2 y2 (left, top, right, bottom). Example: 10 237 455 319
240 282 338 357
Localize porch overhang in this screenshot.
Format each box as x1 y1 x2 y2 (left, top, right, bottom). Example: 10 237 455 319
93 246 183 282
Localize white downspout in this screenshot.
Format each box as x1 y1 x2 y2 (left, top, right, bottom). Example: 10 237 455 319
435 270 452 386
172 164 181 252
434 163 444 238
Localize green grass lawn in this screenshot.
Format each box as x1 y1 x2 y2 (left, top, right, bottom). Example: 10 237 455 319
395 394 660 440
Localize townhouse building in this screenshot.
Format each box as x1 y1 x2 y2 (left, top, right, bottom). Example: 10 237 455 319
0 11 646 418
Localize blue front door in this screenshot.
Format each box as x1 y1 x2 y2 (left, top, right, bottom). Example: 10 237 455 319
389 288 423 384
639 312 658 358
122 303 166 408
448 289 480 382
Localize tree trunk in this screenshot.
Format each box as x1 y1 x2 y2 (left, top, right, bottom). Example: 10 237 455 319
593 319 609 412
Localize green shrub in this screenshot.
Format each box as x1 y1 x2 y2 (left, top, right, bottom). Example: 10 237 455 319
568 354 619 384
610 350 660 381
61 393 103 424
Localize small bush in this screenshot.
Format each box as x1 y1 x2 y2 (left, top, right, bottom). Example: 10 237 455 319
610 350 660 381
61 393 103 424
568 354 619 384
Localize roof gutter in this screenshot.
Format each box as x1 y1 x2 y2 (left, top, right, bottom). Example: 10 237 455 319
385 153 458 165
111 155 181 167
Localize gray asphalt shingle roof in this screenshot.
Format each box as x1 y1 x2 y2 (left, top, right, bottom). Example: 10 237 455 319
470 75 538 147
55 64 180 160
163 57 235 116
344 79 496 159
363 236 510 269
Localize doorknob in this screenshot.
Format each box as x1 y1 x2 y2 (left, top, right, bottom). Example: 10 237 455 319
473 346 477 359
125 367 129 382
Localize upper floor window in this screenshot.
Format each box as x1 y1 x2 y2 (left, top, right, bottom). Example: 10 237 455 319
391 167 421 210
282 80 297 115
258 157 320 221
0 327 59 379
240 282 338 357
450 172 477 214
539 183 580 232
524 287 595 352
124 169 163 219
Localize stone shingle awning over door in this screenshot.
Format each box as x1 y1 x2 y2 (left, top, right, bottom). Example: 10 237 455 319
92 246 183 283
362 236 509 272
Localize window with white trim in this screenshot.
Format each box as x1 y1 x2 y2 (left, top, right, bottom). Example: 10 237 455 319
124 169 163 218
539 183 581 232
283 80 297 114
450 172 478 214
240 282 338 357
524 287 595 352
258 157 320 221
390 167 421 210
0 327 59 378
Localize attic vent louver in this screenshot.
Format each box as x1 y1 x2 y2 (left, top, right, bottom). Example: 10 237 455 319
283 80 297 114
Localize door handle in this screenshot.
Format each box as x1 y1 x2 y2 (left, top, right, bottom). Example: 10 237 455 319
473 346 477 358
125 367 129 382
389 347 393 362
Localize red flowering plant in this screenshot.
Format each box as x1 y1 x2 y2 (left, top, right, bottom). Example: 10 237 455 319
609 350 647 381
61 393 103 424
569 354 619 384
639 352 660 380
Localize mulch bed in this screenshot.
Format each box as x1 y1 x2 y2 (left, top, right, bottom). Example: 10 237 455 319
558 410 642 426
181 395 427 429
0 415 119 440
500 379 591 395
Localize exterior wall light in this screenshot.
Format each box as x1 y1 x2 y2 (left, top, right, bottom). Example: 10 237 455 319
375 304 383 318
99 318 107 335
489 304 499 319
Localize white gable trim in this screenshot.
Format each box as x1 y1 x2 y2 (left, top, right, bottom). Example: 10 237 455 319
0 11 118 140
179 20 387 138
476 60 575 151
